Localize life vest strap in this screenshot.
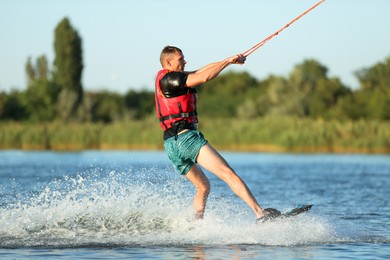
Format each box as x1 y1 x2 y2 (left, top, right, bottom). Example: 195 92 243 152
163 120 198 141
159 111 197 123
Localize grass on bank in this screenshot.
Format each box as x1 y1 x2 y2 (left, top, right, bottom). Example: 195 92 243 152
0 117 389 153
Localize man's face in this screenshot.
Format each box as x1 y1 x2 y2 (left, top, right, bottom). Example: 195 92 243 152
169 51 187 72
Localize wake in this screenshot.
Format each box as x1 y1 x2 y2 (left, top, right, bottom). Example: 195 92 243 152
0 167 340 248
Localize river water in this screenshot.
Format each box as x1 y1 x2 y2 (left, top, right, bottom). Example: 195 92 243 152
0 150 389 259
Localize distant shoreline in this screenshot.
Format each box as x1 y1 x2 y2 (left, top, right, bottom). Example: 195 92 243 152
1 144 388 154
1 118 389 154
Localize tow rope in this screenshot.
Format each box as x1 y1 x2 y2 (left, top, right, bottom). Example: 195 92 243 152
242 0 326 57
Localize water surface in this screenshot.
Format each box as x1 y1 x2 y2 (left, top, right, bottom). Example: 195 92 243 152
0 151 389 259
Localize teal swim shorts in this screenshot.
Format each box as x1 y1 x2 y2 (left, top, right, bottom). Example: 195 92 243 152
164 130 208 175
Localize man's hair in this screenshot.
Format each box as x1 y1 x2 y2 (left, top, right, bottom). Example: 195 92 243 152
160 45 182 66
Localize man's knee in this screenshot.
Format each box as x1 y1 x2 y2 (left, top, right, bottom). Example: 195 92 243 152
218 166 238 182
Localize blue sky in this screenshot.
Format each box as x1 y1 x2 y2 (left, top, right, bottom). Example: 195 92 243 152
1 0 390 93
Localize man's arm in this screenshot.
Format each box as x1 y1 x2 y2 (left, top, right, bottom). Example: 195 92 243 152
185 54 245 87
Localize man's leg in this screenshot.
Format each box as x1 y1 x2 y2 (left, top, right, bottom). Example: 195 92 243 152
185 164 211 219
196 143 265 218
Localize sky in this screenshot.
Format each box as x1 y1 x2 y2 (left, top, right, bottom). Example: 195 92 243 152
1 0 390 93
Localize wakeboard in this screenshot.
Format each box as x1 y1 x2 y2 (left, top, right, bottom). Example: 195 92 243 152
257 204 313 223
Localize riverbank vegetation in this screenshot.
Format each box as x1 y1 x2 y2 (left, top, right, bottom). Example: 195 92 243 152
1 117 389 153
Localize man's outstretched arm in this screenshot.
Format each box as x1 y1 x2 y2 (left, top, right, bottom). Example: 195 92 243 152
186 54 245 87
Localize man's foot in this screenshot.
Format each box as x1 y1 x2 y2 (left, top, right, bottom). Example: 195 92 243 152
195 210 204 220
256 208 281 223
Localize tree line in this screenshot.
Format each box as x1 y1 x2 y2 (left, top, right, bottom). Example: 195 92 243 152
0 17 389 123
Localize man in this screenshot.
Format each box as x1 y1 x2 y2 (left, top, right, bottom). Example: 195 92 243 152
155 45 271 222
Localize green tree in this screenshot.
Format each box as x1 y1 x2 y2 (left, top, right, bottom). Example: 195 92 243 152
238 59 350 120
307 78 350 119
287 59 328 117
25 55 50 82
124 89 154 119
36 55 49 81
22 55 60 121
330 91 365 120
355 56 390 91
53 17 83 116
25 57 35 85
0 91 27 120
198 71 259 117
22 81 59 121
90 91 125 123
263 75 300 117
56 88 78 121
353 55 390 120
366 88 390 120
252 60 324 118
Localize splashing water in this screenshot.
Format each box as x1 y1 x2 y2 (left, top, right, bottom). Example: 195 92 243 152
0 165 336 249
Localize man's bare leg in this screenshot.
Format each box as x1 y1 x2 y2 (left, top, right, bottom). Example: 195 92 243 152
196 143 265 219
185 164 211 219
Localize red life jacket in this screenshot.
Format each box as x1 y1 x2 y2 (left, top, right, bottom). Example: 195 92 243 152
155 69 198 131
